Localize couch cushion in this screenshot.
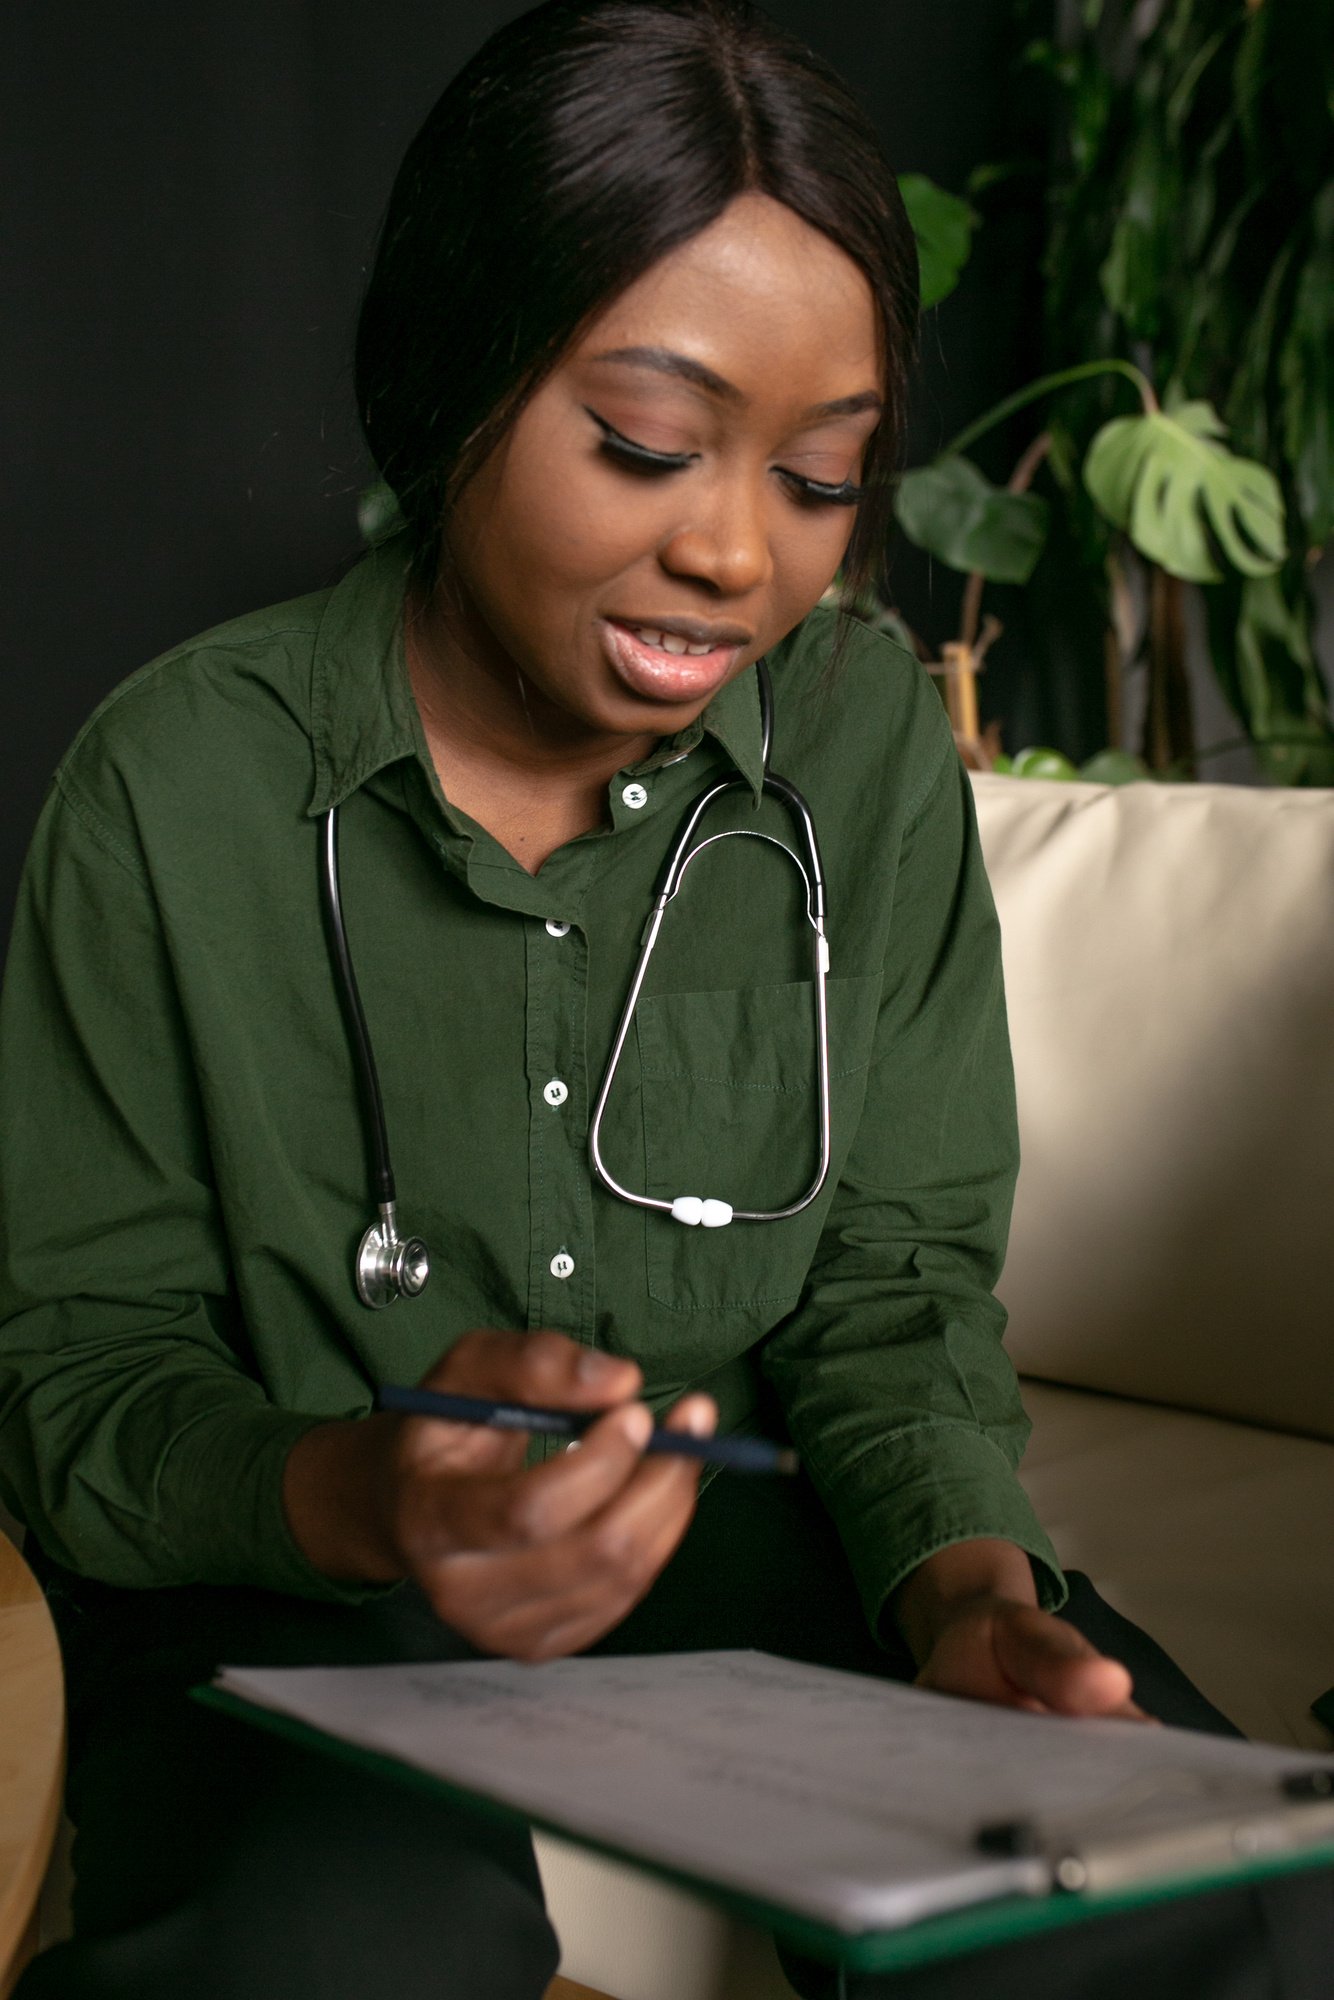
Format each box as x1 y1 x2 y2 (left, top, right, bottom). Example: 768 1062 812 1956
534 1835 794 2000
1018 1378 1334 1749
973 773 1334 1441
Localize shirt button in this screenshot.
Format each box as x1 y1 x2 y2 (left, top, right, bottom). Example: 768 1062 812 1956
544 919 571 938
550 1251 575 1280
542 1079 569 1108
621 782 649 810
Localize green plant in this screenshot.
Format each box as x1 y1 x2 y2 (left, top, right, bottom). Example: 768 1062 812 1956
1032 0 1333 779
889 0 1334 783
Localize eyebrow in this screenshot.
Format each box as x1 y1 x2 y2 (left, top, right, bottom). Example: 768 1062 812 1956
589 345 882 421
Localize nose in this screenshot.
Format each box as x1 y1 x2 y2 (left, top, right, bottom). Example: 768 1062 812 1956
658 471 772 599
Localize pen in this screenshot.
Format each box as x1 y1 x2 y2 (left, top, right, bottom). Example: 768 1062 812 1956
376 1384 799 1475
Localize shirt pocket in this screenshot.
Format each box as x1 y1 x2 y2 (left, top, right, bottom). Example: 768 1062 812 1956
633 972 882 1314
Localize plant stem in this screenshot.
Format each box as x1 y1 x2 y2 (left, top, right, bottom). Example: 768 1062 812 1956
1146 568 1194 776
942 360 1157 461
1104 628 1123 752
959 431 1054 648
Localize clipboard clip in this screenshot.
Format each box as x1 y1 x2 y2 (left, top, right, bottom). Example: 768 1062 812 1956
975 1769 1334 1898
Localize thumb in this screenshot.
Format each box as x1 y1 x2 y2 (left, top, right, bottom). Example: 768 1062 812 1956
993 1605 1134 1715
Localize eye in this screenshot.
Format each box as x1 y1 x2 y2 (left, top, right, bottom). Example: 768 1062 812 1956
584 408 695 475
778 469 864 510
583 407 863 506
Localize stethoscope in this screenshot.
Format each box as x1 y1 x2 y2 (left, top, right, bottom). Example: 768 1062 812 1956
321 660 833 1309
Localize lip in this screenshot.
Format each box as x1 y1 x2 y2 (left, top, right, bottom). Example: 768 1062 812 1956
608 613 753 649
599 618 745 704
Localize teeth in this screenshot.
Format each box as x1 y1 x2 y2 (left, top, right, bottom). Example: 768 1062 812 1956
628 625 718 657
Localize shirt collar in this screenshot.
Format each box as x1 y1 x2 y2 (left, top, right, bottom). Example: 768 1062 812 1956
307 537 419 817
659 663 766 804
306 535 767 816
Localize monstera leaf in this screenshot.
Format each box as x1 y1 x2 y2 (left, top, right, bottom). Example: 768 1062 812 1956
1083 400 1286 584
898 175 977 311
894 455 1049 583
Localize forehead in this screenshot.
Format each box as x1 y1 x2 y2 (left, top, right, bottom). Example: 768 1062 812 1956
564 192 883 413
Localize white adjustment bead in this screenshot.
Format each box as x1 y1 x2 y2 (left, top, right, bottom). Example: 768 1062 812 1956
700 1199 733 1228
671 1196 704 1226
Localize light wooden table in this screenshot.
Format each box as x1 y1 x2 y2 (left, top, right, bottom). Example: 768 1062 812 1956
0 1538 64 1997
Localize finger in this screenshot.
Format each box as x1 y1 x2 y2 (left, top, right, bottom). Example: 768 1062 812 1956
1107 1698 1159 1724
660 1393 718 1436
560 1397 715 1585
405 1400 655 1557
416 1539 616 1658
490 1399 661 1547
416 1490 678 1660
503 1390 713 1551
452 1479 696 1661
993 1606 1135 1715
411 1397 715 1653
917 1628 1029 1709
424 1329 643 1413
471 1580 640 1663
398 1332 643 1482
424 1409 709 1650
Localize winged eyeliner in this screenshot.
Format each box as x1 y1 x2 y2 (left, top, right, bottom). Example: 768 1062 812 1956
583 407 863 506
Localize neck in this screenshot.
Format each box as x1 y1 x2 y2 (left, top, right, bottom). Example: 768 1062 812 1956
403 584 661 876
405 584 657 789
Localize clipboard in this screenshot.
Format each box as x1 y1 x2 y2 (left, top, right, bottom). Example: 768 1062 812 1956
197 1650 1334 1974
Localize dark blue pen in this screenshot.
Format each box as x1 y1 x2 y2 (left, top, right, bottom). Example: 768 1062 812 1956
376 1385 799 1475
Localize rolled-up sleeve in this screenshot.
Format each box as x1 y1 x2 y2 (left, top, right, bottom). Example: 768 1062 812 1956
761 735 1065 1635
0 778 359 1597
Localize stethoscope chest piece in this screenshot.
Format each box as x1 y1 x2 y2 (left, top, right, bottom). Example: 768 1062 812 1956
356 1200 431 1310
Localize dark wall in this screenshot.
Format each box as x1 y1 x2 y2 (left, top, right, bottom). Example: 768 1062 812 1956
2 0 1043 949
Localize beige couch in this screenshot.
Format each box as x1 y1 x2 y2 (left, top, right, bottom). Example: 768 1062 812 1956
538 769 1334 1999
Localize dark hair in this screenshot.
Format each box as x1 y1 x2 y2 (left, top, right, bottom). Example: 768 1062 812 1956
355 0 918 613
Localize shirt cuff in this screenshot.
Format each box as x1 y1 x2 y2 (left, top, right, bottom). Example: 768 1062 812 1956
156 1403 399 1604
813 1421 1068 1644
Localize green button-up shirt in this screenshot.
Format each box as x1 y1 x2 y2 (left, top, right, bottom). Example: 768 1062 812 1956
0 538 1063 1634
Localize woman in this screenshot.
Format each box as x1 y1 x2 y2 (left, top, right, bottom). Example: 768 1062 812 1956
1 3 1328 1995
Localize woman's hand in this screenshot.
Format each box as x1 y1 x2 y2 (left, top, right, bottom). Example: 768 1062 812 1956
893 1538 1151 1722
283 1329 715 1661
913 1595 1150 1719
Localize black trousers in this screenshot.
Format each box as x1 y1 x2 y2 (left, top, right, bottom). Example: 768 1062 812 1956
20 1472 1334 1999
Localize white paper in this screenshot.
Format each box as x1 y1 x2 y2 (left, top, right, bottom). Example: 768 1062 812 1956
214 1650 1334 1935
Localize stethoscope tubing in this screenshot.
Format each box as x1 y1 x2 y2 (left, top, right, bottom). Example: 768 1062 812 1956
321 807 396 1207
322 805 430 1306
323 657 835 1306
587 661 833 1223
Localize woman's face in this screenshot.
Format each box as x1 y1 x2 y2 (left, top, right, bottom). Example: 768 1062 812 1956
437 192 885 746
